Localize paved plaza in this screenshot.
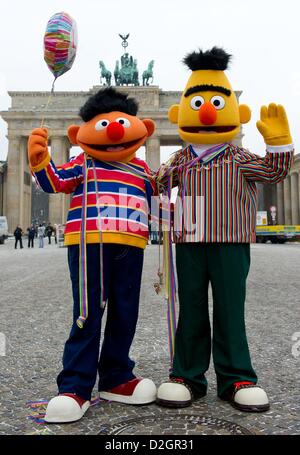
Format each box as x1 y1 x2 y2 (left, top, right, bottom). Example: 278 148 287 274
0 239 299 435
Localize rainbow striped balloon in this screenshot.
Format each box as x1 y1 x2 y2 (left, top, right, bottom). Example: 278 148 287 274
44 12 77 79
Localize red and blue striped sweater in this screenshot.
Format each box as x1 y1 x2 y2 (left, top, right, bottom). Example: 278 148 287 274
32 153 155 248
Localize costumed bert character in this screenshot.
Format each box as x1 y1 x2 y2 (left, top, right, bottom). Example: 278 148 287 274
28 88 157 423
156 48 293 412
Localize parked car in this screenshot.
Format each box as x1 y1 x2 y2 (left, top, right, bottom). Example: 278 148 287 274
0 216 8 245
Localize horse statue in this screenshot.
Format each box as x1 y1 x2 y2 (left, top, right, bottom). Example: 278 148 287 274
99 61 112 86
132 59 139 86
114 60 120 86
142 60 154 86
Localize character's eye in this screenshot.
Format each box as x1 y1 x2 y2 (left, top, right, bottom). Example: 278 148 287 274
190 96 205 110
95 119 110 130
116 117 131 128
210 96 225 110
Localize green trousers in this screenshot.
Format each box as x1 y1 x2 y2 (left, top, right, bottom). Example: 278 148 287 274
172 243 257 398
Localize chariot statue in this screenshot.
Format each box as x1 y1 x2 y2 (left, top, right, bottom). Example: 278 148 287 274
99 34 154 87
114 34 140 86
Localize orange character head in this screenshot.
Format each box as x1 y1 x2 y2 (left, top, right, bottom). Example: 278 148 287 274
68 88 155 162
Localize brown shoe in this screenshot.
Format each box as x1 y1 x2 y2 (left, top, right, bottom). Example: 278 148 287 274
156 377 196 408
222 381 270 412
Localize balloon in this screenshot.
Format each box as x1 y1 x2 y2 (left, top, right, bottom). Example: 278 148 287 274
44 12 77 79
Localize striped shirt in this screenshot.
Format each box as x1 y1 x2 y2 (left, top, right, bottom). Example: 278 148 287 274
33 153 155 248
157 144 293 243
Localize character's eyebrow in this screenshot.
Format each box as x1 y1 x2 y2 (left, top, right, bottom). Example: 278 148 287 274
184 84 231 97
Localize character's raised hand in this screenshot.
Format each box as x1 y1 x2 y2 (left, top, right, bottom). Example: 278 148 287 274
256 103 292 146
28 128 50 168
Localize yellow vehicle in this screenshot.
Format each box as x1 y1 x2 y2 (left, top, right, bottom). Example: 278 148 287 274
256 225 300 244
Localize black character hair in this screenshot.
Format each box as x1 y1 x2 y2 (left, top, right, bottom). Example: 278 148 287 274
79 87 138 121
183 47 231 71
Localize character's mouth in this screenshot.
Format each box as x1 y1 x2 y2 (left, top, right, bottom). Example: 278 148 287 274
81 138 142 152
181 126 237 134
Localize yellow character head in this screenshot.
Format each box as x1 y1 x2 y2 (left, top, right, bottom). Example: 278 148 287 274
169 47 251 145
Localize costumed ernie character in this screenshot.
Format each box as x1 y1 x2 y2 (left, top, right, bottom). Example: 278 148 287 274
28 88 157 423
156 48 293 412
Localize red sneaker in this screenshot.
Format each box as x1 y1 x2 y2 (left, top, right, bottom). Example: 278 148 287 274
99 378 156 405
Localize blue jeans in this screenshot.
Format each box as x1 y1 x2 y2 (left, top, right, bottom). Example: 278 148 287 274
57 243 144 400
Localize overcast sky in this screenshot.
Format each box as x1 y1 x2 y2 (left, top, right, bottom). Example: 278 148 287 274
0 0 299 162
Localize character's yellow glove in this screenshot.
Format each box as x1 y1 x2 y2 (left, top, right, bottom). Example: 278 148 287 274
256 103 292 146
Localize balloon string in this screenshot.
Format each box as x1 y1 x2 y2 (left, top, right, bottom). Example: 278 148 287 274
40 77 57 128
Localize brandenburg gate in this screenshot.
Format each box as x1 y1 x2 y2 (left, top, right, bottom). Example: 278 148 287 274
1 86 299 232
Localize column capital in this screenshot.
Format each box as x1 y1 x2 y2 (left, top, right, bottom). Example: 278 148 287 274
6 134 22 142
49 134 68 142
146 135 161 143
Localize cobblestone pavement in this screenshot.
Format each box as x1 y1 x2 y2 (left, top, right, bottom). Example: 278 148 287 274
0 239 299 435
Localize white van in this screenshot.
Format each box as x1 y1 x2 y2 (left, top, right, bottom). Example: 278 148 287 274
0 216 8 244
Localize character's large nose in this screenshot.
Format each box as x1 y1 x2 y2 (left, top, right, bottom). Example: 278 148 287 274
106 122 125 141
199 103 217 125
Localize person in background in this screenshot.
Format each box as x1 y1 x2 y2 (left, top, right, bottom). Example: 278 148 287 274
37 224 45 248
27 224 36 248
46 222 53 245
14 225 23 249
53 224 58 245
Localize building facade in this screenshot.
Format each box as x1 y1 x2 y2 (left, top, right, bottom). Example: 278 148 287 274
257 153 300 225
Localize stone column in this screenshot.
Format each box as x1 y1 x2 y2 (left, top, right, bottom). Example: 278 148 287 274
283 176 292 225
145 136 160 170
276 181 284 224
6 135 22 232
299 171 300 224
2 169 7 217
48 136 70 225
291 172 299 225
19 137 32 230
0 171 3 215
